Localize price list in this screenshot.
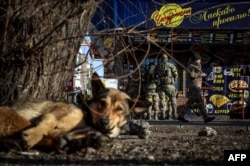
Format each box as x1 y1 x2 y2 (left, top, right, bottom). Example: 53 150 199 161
154 30 169 43
213 31 234 44
131 32 148 43
174 30 192 43
192 30 213 44
131 30 249 44
234 31 250 44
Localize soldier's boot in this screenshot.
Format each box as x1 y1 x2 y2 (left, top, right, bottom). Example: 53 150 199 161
168 115 173 120
161 111 166 120
172 107 178 120
204 116 215 123
154 112 158 120
173 113 178 120
178 107 189 122
200 107 215 123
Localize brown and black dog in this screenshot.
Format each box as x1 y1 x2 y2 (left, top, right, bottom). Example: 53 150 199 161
0 72 151 152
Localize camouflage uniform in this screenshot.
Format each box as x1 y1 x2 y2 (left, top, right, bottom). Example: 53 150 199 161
157 54 178 120
145 63 160 120
184 60 206 116
178 53 215 123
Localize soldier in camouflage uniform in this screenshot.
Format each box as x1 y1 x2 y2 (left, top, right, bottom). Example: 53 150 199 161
145 63 160 120
157 54 178 120
178 53 215 123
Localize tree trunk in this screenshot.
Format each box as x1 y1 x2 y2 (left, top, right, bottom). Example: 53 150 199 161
0 0 103 104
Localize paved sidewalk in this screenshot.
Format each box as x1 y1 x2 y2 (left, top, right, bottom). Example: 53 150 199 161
146 119 250 127
133 115 250 127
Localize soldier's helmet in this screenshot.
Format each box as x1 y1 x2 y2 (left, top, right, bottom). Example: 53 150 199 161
162 54 168 62
191 53 201 61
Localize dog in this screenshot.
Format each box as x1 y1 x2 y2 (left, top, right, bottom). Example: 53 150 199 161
0 72 151 152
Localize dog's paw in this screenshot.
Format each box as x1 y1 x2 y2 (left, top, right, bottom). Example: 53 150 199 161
22 128 43 149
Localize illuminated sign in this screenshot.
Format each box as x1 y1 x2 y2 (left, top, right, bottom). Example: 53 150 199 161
151 3 191 28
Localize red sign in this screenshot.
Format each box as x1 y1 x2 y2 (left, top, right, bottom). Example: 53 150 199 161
66 77 73 92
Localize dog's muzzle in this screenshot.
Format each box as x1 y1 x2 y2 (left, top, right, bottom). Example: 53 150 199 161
98 118 114 134
100 118 109 128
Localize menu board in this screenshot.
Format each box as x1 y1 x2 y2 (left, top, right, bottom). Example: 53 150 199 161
130 29 250 45
203 65 250 117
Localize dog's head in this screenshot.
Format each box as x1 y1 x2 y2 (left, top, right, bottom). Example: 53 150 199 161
85 72 151 138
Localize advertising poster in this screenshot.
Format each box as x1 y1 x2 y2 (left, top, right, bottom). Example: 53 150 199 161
203 66 249 116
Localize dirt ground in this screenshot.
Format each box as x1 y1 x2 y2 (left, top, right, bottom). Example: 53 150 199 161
0 123 250 166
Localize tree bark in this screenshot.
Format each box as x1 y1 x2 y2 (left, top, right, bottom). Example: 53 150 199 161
0 0 103 104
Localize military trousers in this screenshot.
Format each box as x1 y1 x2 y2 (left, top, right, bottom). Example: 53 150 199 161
182 85 208 118
158 84 178 119
146 89 160 120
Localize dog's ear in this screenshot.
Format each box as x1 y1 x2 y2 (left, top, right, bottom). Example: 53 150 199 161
91 72 107 96
129 99 152 114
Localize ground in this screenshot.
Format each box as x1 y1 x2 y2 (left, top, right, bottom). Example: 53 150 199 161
0 123 250 166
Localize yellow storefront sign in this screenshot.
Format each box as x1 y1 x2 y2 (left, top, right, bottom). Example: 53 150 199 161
151 3 192 28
